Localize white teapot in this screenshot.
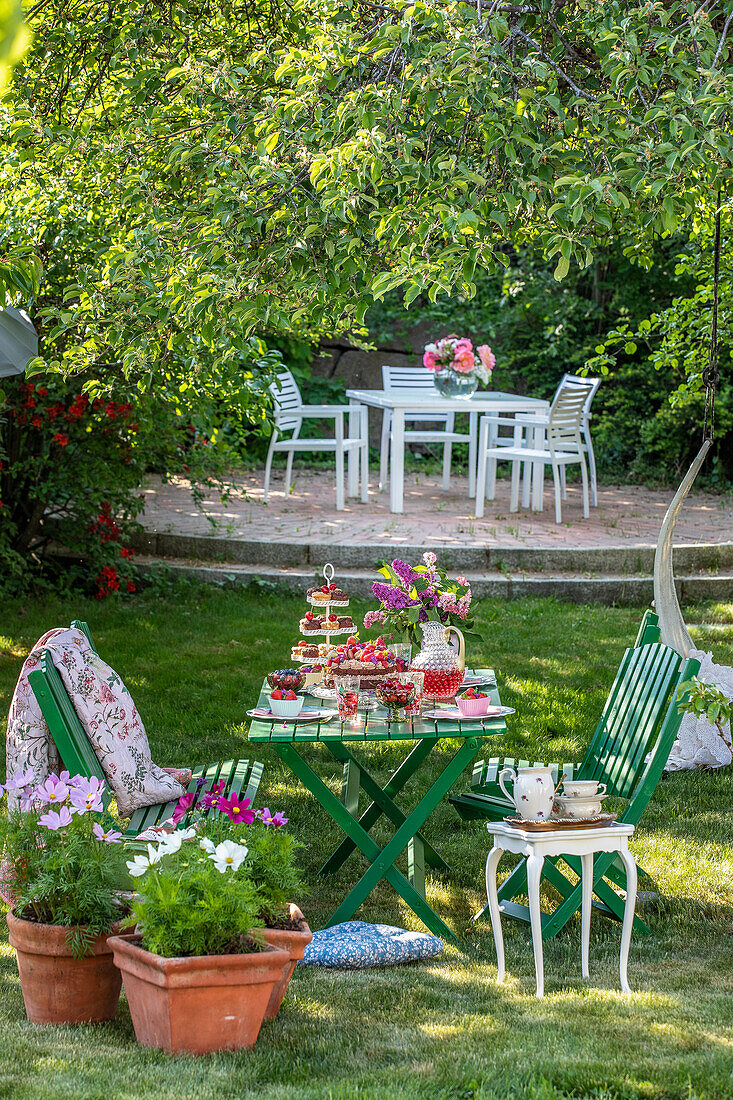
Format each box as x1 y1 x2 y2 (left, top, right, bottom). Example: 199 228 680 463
499 766 556 821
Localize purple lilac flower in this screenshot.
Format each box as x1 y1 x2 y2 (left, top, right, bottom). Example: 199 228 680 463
93 823 122 843
39 806 73 830
391 559 418 588
420 586 441 608
37 776 69 806
372 582 419 612
418 609 429 623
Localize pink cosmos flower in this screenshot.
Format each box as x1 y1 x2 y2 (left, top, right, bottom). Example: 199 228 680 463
70 777 104 815
257 807 290 827
39 806 73 831
93 823 122 843
171 791 197 825
199 780 226 811
270 811 289 828
4 768 36 791
218 793 255 825
477 345 495 371
37 776 69 806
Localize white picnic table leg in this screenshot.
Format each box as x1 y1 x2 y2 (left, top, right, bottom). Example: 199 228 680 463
468 411 478 498
485 845 505 983
360 405 369 503
475 416 489 519
580 852 593 979
347 404 359 499
390 407 405 514
526 851 545 998
618 846 637 993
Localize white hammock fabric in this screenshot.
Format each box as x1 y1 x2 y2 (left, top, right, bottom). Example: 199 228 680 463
666 648 733 771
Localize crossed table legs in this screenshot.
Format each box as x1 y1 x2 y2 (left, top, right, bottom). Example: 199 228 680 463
272 735 486 943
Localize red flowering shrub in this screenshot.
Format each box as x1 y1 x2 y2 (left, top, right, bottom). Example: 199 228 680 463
0 377 207 596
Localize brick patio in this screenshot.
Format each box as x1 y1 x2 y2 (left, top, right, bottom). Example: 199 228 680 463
140 467 733 550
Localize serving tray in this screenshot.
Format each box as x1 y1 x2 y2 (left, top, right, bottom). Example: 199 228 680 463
503 813 618 832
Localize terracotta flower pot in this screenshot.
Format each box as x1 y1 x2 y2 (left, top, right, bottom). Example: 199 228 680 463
108 933 290 1054
6 912 123 1025
260 903 313 1020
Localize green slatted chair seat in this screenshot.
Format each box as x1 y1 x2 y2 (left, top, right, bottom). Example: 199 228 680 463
450 610 663 821
449 612 700 941
26 621 264 839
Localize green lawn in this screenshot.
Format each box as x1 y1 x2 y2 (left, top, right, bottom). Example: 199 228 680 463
1 588 732 1100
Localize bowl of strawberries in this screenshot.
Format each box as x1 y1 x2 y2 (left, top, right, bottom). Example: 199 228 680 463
456 687 493 717
268 688 304 718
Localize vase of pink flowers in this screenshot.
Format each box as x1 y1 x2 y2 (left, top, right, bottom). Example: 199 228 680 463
423 335 495 399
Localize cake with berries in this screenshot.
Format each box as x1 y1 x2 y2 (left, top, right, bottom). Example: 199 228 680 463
324 636 406 688
299 610 355 634
307 582 349 606
291 640 335 661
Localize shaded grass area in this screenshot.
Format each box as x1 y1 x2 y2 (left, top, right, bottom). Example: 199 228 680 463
0 588 732 1100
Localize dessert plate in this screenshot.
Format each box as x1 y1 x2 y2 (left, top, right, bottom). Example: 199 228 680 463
246 706 337 723
422 705 515 721
461 673 497 687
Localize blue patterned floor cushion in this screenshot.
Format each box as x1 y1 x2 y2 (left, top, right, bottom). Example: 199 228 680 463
301 921 444 969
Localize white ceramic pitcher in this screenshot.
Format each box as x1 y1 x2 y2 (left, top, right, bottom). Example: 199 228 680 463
498 765 556 821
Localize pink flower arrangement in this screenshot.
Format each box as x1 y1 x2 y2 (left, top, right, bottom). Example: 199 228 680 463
423 335 494 384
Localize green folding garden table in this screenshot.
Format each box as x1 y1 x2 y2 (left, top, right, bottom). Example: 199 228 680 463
247 670 508 943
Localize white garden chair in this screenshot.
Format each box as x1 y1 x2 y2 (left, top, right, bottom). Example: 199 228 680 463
379 365 476 492
514 374 601 507
263 370 368 511
475 375 595 523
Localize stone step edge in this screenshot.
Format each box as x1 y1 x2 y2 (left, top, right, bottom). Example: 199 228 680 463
132 530 733 576
134 556 733 606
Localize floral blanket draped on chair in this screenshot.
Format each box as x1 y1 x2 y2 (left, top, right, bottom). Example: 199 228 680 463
5 626 188 816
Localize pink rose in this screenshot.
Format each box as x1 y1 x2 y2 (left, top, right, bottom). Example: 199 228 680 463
453 348 475 373
422 350 438 371
453 338 473 354
477 345 495 371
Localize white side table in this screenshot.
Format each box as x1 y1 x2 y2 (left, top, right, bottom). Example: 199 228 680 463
485 821 637 998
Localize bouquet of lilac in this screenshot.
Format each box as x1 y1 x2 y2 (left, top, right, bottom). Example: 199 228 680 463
364 553 480 647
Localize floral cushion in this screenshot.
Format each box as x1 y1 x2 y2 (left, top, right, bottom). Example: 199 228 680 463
5 627 90 805
47 644 185 817
300 921 444 969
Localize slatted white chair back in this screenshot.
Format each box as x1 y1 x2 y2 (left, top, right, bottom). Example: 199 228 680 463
382 365 438 392
563 373 601 416
382 365 450 424
269 370 303 433
547 376 596 452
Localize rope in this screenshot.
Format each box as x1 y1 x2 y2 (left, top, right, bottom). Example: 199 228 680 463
702 187 723 443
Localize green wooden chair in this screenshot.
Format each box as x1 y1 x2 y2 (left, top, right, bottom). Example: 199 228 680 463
450 620 699 939
26 621 264 838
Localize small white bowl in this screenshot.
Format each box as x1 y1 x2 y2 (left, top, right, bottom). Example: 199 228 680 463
269 694 304 718
553 794 606 818
563 780 607 798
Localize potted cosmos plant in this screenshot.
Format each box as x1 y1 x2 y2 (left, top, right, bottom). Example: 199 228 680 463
0 771 127 1024
109 783 307 1053
163 783 311 1021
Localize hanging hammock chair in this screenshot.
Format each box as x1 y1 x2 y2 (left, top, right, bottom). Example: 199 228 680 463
653 188 732 769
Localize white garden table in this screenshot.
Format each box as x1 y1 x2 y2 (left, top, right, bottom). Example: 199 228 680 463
485 820 637 998
345 389 550 513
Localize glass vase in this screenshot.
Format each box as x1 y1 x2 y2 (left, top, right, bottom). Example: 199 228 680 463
433 370 478 399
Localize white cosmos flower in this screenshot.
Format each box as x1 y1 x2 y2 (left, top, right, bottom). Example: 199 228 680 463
210 840 248 874
126 843 163 878
199 837 216 854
